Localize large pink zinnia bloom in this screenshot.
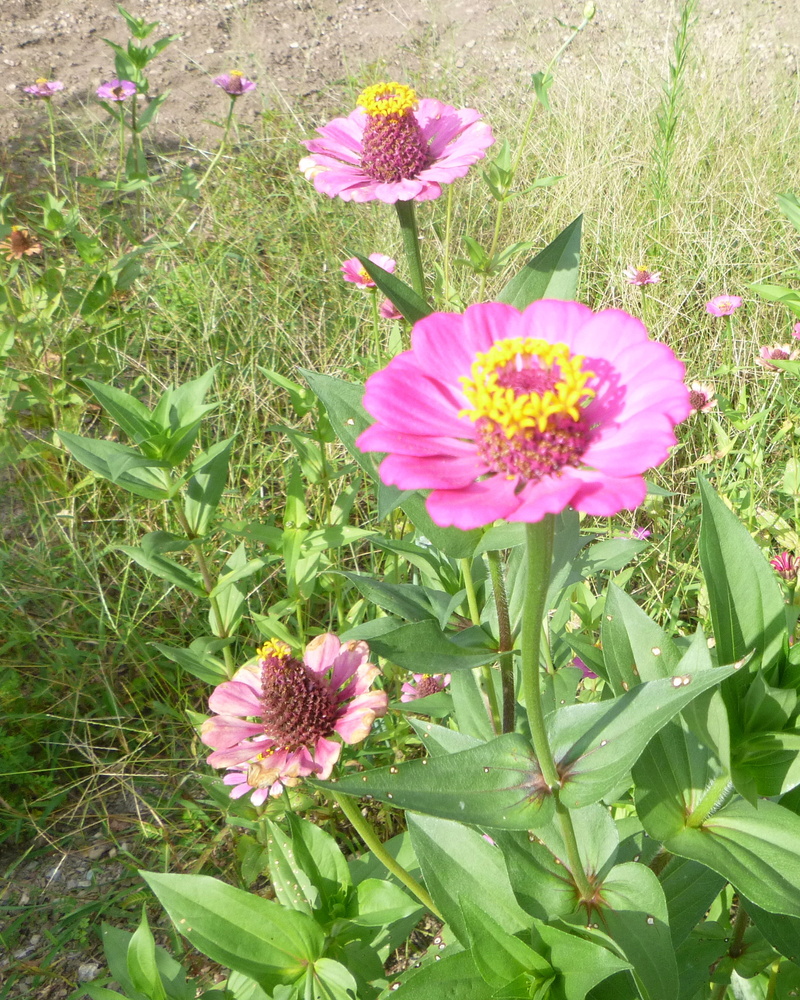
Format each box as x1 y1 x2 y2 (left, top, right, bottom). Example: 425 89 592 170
299 81 494 204
357 300 691 531
201 636 387 804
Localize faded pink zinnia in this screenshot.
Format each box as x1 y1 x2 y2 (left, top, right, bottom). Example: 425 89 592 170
771 551 798 583
758 344 797 370
341 253 396 289
357 300 691 531
97 79 137 102
706 295 742 317
400 672 451 702
688 381 716 414
201 636 388 804
625 266 661 286
213 70 257 96
793 323 800 340
299 81 494 204
380 298 403 320
24 78 64 98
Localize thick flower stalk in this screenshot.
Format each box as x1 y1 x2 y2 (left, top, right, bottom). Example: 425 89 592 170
201 635 388 804
300 81 493 203
358 300 691 530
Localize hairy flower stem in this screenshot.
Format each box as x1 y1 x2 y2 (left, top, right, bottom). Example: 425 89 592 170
710 902 750 998
394 200 426 300
332 791 443 919
686 773 731 829
556 798 593 900
487 549 515 733
174 506 235 674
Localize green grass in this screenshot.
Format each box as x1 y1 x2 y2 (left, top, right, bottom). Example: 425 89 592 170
2 17 800 993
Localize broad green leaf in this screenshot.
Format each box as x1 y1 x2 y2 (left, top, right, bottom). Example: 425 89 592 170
368 619 502 673
286 814 352 911
675 932 729 1000
58 431 171 500
551 663 738 809
594 864 678 1000
128 907 167 1000
450 667 496 739
492 830 578 922
407 718 484 756
407 813 530 941
82 378 157 446
326 733 554 830
389 949 494 1000
733 731 800 798
347 831 421 886
496 214 582 309
183 438 234 537
698 476 786 679
778 192 800 234
338 573 442 623
535 920 632 1000
659 799 800 917
537 804 618 884
352 253 432 324
351 878 422 928
601 584 680 694
265 820 317 914
461 896 552 988
305 957 358 1000
140 871 325 990
399 490 482 559
659 856 725 947
118 545 206 597
744 898 800 965
100 923 191 1000
153 643 229 684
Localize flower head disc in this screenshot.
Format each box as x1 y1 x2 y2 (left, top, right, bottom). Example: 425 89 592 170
460 338 595 482
257 640 337 751
357 82 418 117
354 81 429 184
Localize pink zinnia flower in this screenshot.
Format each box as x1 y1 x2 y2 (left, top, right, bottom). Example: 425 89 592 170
625 266 661 286
630 526 651 540
299 81 494 204
201 636 388 804
688 381 716 414
357 300 691 531
341 253 396 289
213 71 257 97
572 656 598 680
770 551 798 584
380 298 403 320
23 78 64 98
97 79 137 102
400 672 451 702
706 295 743 317
792 323 800 340
758 344 798 370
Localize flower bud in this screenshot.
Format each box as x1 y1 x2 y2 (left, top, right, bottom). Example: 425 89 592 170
583 2 596 20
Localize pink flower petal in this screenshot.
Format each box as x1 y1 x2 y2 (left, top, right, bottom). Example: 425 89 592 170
304 633 341 674
208 679 262 717
425 475 522 529
200 715 264 749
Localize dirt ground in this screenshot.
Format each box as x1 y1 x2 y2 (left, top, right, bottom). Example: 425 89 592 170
1 0 799 149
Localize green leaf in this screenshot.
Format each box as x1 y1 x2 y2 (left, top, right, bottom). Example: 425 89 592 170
183 438 234 537
153 642 229 684
698 475 787 677
496 214 582 309
128 906 167 1000
743 898 800 965
659 856 725 948
326 733 554 830
659 799 800 917
140 871 325 990
338 573 441 623
58 431 171 500
461 896 552 988
368 619 502 673
778 192 800 235
82 378 158 446
265 820 318 914
601 584 681 694
391 950 494 1000
118 545 206 597
535 920 632 1000
351 877 421 928
450 668 495 740
351 253 432 324
551 663 739 809
407 813 531 941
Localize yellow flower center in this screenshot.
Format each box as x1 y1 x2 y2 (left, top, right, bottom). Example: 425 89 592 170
257 639 292 660
460 338 595 436
36 78 49 84
357 82 418 117
229 70 243 78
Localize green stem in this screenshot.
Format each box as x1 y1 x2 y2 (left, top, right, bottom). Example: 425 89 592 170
45 100 58 197
370 289 381 360
443 184 454 303
198 98 237 189
116 111 126 190
394 200 425 300
521 518 559 789
766 959 782 1000
486 549 515 733
555 798 594 901
460 557 481 626
174 507 234 673
332 791 443 919
728 900 749 959
710 982 728 1000
687 773 731 829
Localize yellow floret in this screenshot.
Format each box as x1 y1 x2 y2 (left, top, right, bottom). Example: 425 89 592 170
357 82 418 117
257 639 292 660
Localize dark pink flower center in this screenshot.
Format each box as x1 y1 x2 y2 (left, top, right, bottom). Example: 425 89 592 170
475 413 592 482
415 675 444 698
361 110 430 183
260 649 337 750
689 389 708 411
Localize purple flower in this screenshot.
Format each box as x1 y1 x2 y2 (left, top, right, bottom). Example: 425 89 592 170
573 657 598 680
625 266 661 286
97 79 137 102
757 344 798 370
300 81 493 204
380 298 403 320
400 673 451 702
23 79 64 99
706 295 742 317
630 527 651 540
770 551 798 584
341 253 396 289
213 71 257 97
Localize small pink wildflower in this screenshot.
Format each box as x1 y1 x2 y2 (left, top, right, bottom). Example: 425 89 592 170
357 300 691 530
300 81 493 204
213 70 257 97
97 79 137 102
706 295 743 317
573 657 598 680
625 266 661 286
400 672 451 702
792 323 800 340
23 79 64 98
688 381 716 414
379 298 403 320
770 551 798 584
201 636 388 805
341 253 396 289
757 344 797 370
630 527 651 540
